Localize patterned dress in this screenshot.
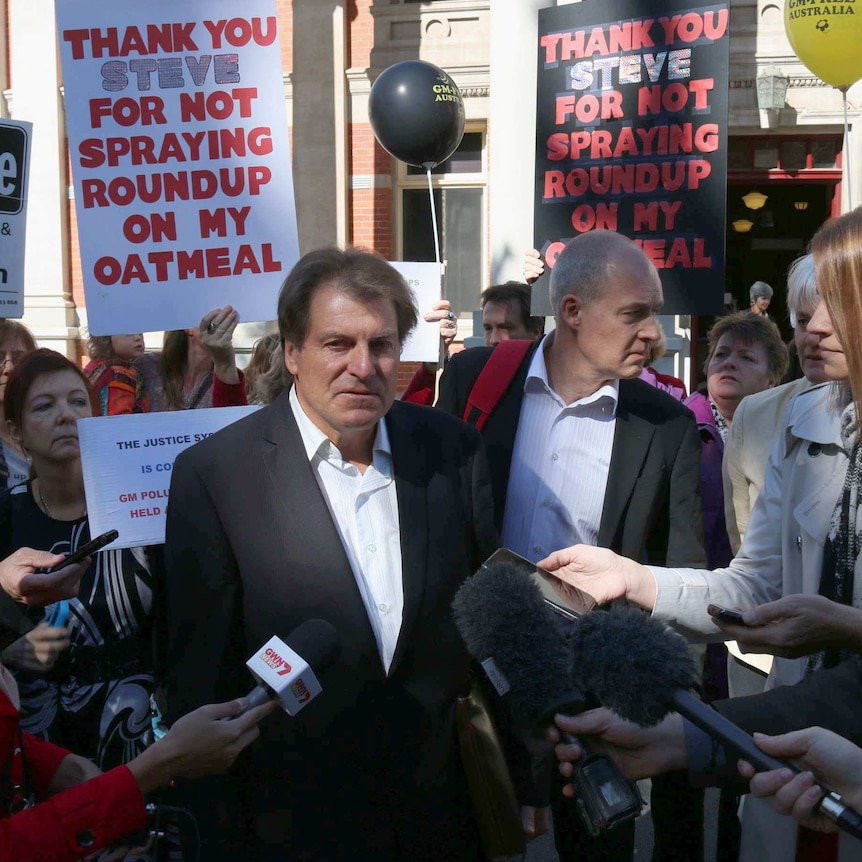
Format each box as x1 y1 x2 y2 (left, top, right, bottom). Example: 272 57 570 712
84 358 150 416
0 485 154 771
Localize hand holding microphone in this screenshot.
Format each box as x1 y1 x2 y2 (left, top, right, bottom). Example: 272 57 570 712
561 606 862 841
128 698 278 794
741 727 862 833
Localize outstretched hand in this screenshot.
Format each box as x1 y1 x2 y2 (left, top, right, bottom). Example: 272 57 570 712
524 248 544 285
538 545 655 608
128 697 277 794
551 709 687 793
741 727 862 831
200 306 240 384
713 594 862 658
0 547 87 605
1 623 71 673
423 299 458 350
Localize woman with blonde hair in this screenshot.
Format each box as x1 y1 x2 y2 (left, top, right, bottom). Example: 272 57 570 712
244 333 292 405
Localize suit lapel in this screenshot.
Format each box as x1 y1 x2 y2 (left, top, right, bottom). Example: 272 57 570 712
259 392 383 670
386 401 429 676
598 381 656 547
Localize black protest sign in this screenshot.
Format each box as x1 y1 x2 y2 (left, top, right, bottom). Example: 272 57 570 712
533 0 729 315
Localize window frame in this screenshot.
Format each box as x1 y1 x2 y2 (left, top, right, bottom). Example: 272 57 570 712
395 124 488 311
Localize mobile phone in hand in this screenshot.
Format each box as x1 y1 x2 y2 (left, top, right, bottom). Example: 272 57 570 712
707 604 747 626
45 529 119 573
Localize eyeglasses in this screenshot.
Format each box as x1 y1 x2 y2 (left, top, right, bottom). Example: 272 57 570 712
0 351 25 367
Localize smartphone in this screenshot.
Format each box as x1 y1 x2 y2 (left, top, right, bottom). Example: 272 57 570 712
480 548 597 621
45 529 119 573
707 604 747 626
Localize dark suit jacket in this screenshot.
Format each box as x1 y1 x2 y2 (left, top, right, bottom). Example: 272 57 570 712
437 342 706 567
163 393 497 861
716 655 862 747
685 657 862 792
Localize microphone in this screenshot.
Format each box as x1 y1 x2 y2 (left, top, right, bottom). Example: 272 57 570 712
235 618 340 718
452 560 584 728
567 606 862 840
452 560 642 835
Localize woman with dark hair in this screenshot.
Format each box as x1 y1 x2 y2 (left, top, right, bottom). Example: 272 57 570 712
135 306 247 411
0 320 37 489
0 349 156 775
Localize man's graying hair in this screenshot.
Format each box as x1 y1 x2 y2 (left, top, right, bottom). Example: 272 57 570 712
549 231 646 317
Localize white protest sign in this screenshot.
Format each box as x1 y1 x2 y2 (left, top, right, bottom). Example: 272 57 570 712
56 0 298 334
78 406 259 548
0 119 31 318
391 261 443 363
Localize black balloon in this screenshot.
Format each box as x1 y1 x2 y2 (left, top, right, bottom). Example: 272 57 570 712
369 61 465 169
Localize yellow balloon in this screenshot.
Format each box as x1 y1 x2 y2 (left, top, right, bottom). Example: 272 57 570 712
785 0 862 89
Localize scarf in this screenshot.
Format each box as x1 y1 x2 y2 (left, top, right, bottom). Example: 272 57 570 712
708 397 730 444
810 401 862 671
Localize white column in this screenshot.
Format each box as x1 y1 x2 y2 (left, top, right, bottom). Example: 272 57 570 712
291 0 347 251
488 0 545 284
8 0 76 355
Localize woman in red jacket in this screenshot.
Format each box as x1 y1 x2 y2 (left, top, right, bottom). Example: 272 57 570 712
0 664 273 862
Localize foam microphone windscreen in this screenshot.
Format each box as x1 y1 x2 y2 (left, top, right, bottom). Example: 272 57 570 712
568 605 697 726
452 560 584 728
284 618 341 673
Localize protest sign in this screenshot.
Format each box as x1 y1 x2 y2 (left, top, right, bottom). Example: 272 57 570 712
0 119 31 318
533 1 729 315
78 405 259 548
56 0 298 334
391 261 443 363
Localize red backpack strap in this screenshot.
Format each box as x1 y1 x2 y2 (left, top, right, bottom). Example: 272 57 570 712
462 340 533 432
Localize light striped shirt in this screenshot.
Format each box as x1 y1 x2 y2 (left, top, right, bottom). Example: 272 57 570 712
501 337 618 562
290 386 403 673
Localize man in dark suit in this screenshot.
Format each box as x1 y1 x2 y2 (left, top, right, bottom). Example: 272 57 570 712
438 231 704 570
163 247 498 861
437 230 706 861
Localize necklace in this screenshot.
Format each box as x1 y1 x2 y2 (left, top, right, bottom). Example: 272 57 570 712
38 484 86 520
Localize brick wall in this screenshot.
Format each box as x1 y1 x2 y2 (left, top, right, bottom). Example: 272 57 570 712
347 0 374 70
277 0 292 73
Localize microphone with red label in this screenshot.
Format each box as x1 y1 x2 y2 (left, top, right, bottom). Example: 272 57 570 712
231 618 340 718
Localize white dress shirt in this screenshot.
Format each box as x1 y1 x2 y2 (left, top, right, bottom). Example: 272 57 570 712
290 387 403 673
501 337 618 562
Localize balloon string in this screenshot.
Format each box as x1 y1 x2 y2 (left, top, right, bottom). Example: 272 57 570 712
426 167 441 265
843 87 853 211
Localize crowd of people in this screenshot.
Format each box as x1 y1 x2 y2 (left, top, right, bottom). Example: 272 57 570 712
0 207 861 862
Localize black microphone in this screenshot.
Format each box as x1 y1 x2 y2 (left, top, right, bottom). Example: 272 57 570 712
567 606 862 840
234 618 340 718
452 560 642 835
452 560 584 727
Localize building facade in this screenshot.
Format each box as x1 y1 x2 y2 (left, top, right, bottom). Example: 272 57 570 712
4 0 859 387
